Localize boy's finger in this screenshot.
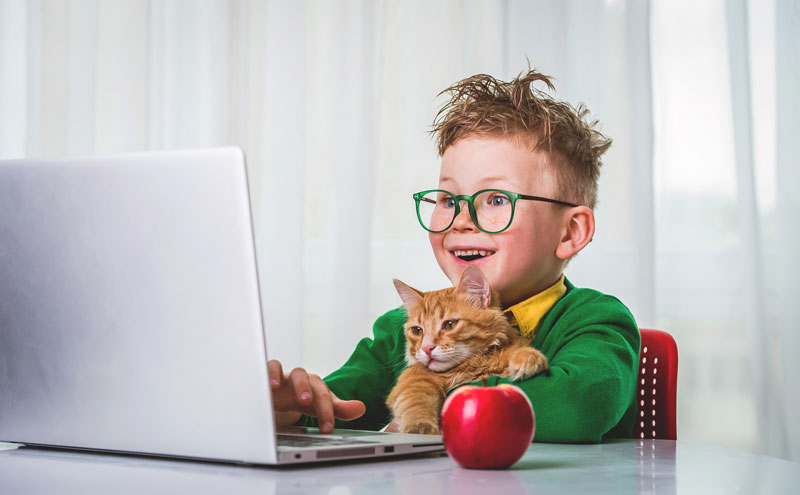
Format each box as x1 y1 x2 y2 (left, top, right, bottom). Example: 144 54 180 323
267 360 284 388
309 375 335 433
288 368 313 406
331 394 366 421
289 368 312 406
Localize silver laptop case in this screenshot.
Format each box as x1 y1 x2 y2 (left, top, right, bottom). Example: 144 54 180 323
0 148 442 465
0 147 283 463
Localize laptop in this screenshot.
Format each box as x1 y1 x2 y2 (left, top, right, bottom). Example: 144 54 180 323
0 147 443 465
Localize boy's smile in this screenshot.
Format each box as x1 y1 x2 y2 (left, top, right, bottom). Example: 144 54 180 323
430 136 575 307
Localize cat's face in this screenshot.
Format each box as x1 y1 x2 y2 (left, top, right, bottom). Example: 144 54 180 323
394 266 515 372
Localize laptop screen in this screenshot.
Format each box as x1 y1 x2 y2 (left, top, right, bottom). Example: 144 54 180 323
0 148 279 464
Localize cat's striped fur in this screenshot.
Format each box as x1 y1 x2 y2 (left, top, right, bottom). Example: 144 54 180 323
386 265 548 434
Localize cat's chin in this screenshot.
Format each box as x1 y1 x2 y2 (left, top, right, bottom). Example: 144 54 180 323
409 355 455 372
425 359 457 372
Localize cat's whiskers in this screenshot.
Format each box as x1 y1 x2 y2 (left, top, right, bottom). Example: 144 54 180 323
382 353 416 374
451 345 475 362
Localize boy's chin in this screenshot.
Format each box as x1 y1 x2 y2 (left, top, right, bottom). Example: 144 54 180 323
446 253 496 274
445 259 498 284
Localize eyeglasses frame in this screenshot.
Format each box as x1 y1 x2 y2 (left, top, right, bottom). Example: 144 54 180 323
413 188 579 234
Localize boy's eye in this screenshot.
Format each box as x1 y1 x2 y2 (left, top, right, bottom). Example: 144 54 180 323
439 196 456 208
409 326 423 336
442 319 458 330
489 194 509 207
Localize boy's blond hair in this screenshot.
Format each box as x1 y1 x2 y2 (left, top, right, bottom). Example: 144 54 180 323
432 69 611 209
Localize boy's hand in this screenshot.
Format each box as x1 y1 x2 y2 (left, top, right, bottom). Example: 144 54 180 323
267 360 365 433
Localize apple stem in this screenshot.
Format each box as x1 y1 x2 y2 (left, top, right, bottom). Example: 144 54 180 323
482 378 487 387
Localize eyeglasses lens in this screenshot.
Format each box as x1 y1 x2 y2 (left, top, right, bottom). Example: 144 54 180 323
418 191 455 232
474 190 513 233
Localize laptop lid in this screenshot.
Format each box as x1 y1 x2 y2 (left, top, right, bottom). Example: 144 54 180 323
0 147 280 464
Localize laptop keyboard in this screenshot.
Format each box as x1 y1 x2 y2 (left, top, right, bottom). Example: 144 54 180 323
277 434 378 448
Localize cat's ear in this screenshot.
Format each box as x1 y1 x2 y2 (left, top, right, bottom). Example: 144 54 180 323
393 279 424 310
456 265 491 309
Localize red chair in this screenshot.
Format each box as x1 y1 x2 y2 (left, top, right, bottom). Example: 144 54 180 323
633 329 678 440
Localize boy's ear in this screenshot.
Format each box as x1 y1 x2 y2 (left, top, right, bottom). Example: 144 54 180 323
455 265 491 309
555 206 596 260
393 279 424 310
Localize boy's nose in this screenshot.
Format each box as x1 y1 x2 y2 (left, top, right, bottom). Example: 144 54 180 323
422 343 436 357
451 205 477 231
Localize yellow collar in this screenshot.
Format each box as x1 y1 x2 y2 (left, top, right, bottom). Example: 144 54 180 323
504 275 567 339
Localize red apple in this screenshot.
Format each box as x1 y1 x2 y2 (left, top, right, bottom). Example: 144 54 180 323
440 383 535 469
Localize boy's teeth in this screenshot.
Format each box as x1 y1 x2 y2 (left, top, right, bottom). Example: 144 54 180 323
453 249 494 257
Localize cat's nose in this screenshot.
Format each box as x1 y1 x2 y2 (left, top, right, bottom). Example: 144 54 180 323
422 344 436 357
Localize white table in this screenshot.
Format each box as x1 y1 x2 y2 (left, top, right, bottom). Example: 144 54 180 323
1 439 798 494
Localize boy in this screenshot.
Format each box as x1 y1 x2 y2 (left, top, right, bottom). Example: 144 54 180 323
268 69 640 443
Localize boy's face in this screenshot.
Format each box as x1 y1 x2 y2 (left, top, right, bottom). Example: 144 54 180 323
430 135 569 307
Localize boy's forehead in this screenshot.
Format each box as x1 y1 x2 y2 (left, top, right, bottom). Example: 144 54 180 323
438 136 557 193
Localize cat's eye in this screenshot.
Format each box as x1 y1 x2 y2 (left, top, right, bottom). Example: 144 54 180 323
409 326 423 336
442 319 458 330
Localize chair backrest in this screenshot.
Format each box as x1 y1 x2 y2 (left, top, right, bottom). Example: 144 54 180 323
633 329 678 440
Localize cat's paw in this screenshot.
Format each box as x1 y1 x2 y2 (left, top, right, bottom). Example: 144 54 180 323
400 419 440 435
507 347 548 381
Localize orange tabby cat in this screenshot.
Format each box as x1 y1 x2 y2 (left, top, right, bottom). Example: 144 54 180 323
386 265 549 434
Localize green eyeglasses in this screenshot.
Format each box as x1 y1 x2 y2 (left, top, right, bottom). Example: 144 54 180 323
413 189 578 234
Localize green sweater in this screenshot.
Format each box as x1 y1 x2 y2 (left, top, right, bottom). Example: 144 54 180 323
309 278 640 443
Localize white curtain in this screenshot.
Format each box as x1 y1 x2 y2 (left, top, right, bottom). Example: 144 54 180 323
1 0 797 461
